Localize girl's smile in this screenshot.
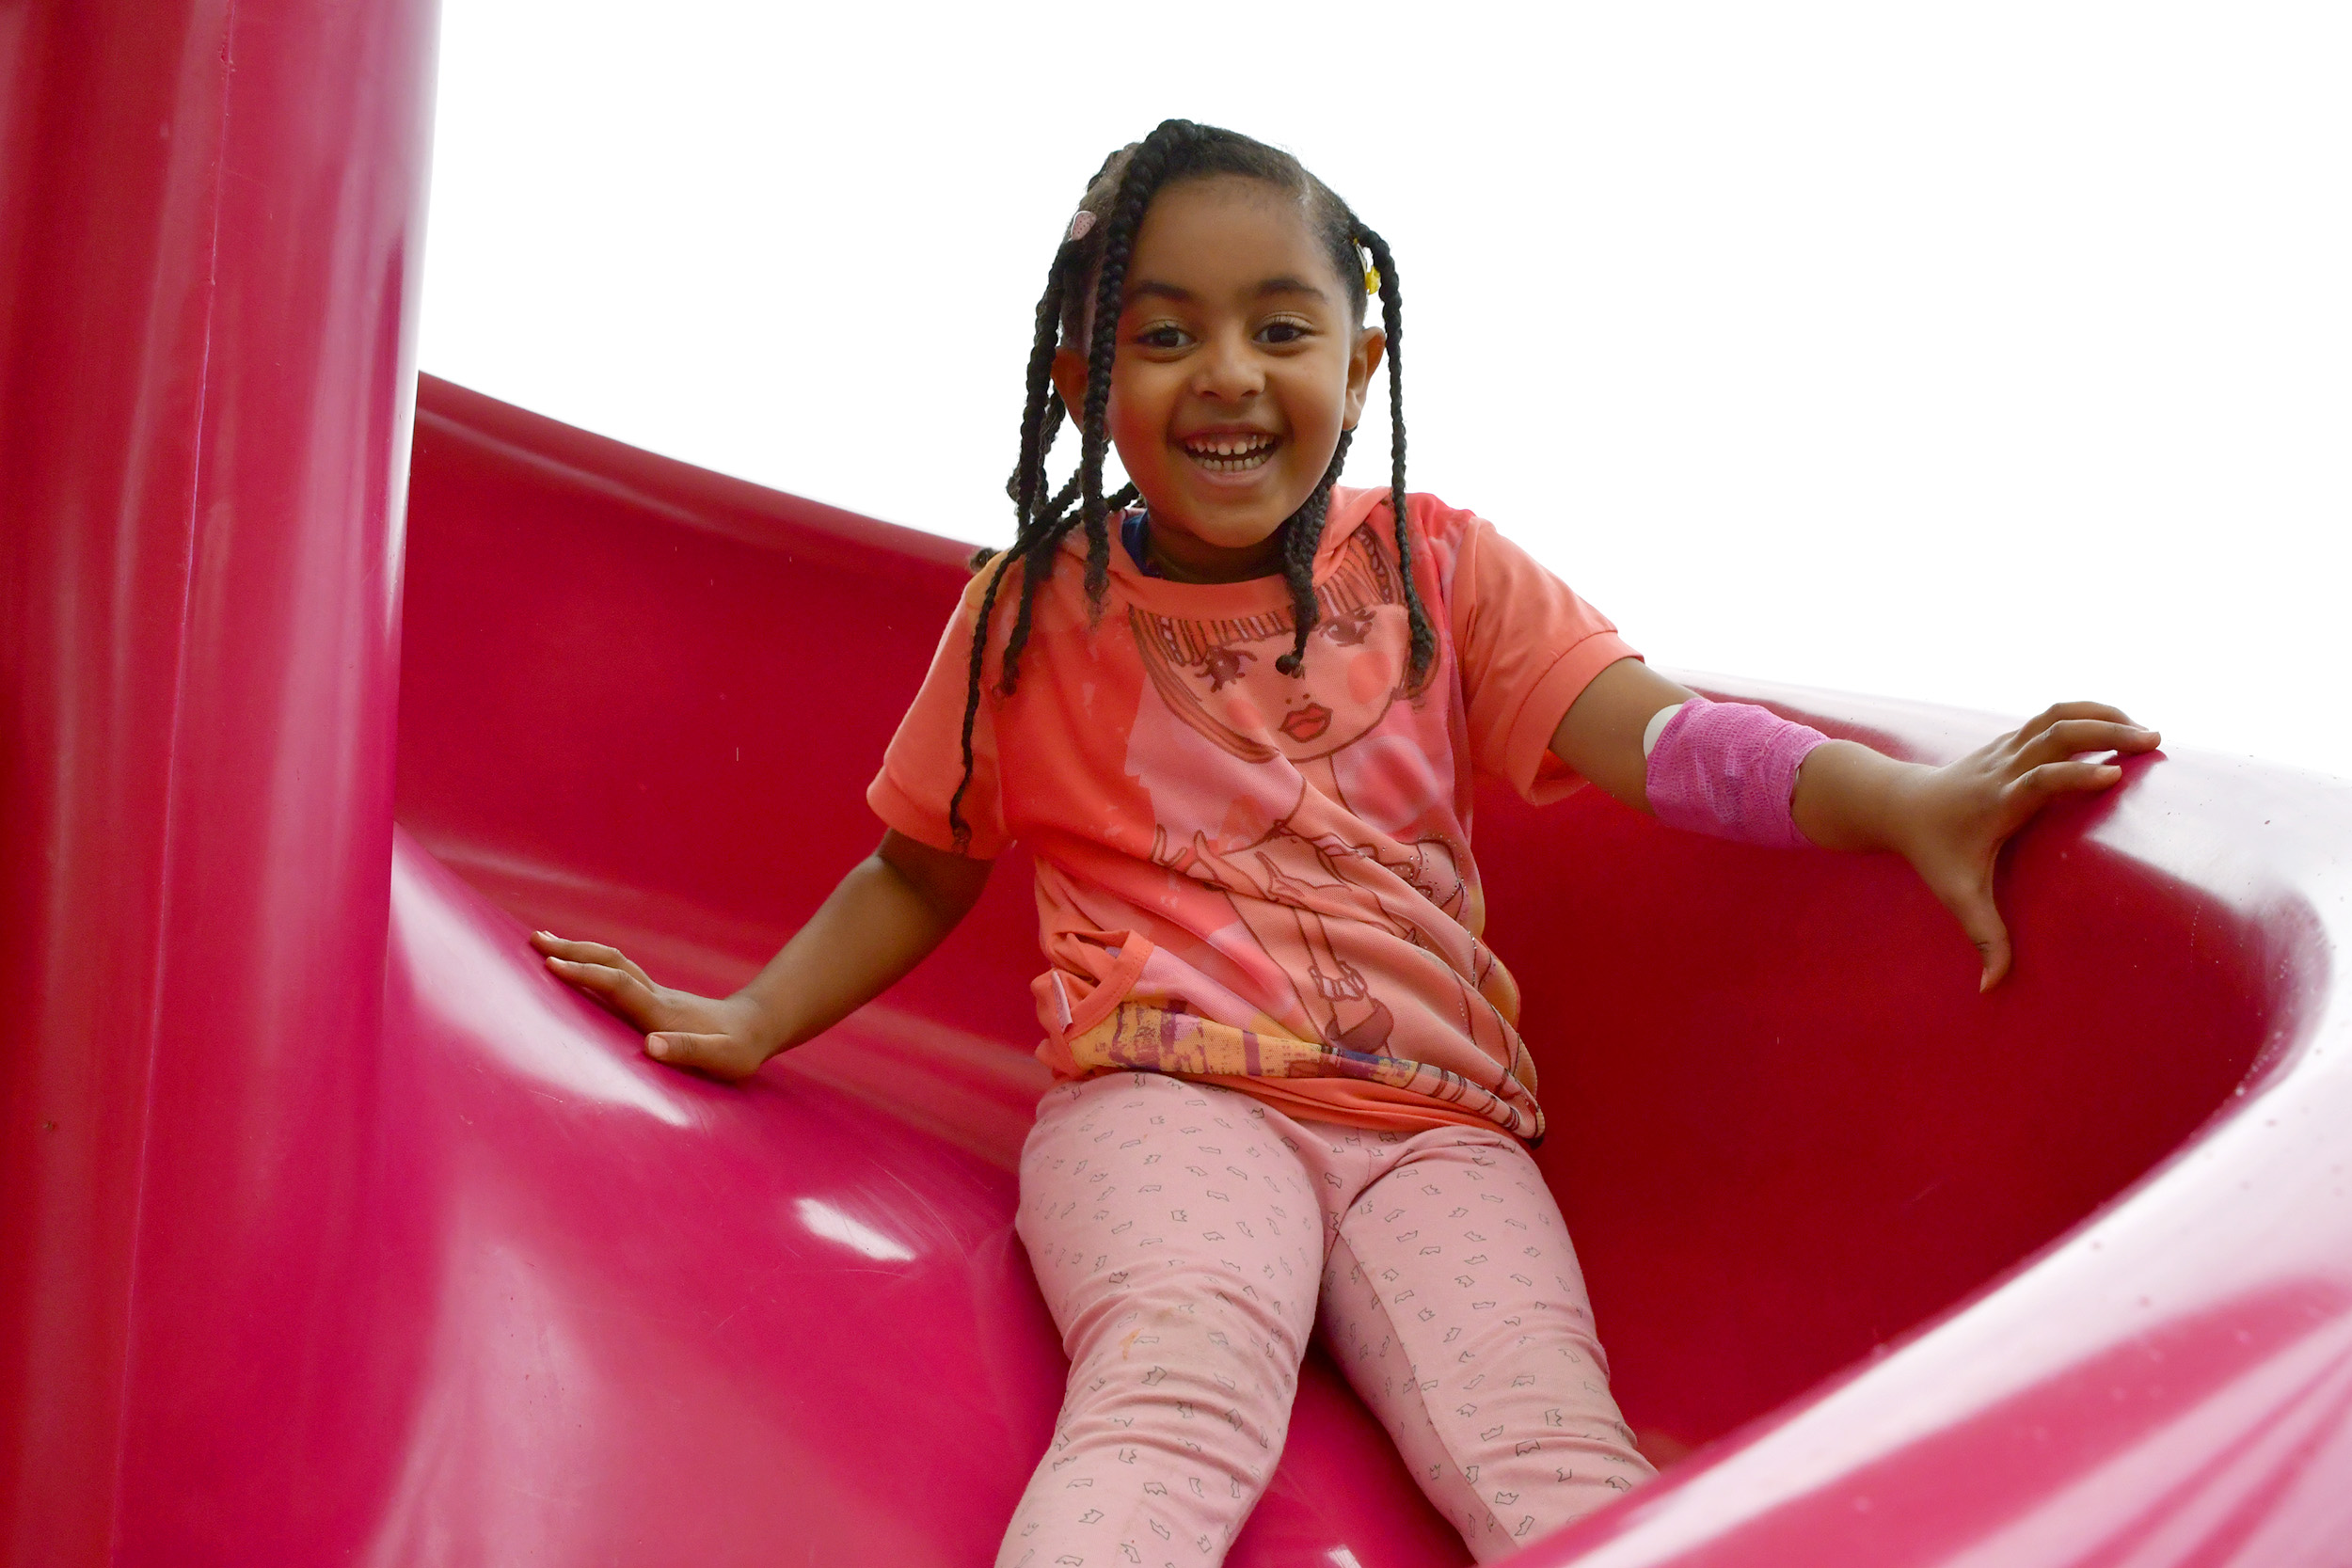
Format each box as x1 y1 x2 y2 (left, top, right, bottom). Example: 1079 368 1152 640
1179 425 1281 479
1052 176 1385 584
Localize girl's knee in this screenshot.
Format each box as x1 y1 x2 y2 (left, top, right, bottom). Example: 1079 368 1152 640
1069 1291 1293 1391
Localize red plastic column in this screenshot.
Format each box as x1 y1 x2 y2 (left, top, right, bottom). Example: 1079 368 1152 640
0 2 436 1560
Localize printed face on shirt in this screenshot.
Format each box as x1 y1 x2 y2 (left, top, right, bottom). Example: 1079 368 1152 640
1134 530 1417 766
1191 599 1409 765
1049 176 1385 583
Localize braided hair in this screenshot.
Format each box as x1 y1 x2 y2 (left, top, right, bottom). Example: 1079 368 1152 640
949 120 1429 849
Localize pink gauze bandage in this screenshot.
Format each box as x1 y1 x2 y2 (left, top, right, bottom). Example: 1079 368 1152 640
1644 697 1832 848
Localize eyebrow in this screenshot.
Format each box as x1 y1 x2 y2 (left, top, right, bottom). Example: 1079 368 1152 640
1126 276 1333 305
1253 276 1331 301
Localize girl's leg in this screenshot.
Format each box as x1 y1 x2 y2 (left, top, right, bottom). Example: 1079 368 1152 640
1316 1126 1654 1561
1001 1073 1324 1568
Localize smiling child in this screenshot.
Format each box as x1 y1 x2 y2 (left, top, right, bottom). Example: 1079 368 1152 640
535 120 2159 1565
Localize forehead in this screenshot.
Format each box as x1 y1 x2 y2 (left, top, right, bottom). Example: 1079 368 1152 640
1124 176 1348 306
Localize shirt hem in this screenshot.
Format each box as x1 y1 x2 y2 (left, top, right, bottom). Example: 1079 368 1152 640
1193 1074 1529 1139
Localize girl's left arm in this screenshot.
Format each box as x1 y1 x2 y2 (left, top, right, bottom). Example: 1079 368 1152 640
1549 657 2162 990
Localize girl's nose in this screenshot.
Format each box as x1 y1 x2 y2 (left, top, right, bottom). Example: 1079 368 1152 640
1191 330 1263 401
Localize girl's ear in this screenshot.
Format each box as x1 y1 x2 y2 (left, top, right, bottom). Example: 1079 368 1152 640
1051 347 1089 420
1342 326 1389 431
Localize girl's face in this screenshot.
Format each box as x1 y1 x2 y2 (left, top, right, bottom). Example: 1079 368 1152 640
1051 178 1385 583
1175 594 1411 764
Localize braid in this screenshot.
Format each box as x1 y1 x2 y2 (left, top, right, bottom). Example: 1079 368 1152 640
995 477 1136 691
1359 228 1433 682
946 549 1016 851
983 120 1193 713
952 223 1092 844
1273 427 1354 675
1077 121 1202 610
1006 269 1066 532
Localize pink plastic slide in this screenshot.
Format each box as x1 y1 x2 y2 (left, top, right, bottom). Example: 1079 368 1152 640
5 5 2349 1564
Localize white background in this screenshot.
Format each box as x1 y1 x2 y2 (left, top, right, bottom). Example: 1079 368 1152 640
419 3 2349 779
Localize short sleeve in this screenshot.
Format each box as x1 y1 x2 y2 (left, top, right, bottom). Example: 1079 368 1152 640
866 572 1011 859
1449 513 1641 804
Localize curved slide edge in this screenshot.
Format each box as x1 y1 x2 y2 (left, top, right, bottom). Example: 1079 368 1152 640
1512 710 2352 1566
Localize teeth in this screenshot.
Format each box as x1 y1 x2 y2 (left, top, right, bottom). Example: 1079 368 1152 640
1184 434 1276 471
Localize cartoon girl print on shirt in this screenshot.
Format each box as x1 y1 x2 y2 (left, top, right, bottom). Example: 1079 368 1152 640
1129 528 1489 1055
1134 527 1426 812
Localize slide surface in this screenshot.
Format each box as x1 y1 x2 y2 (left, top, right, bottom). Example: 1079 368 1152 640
383 374 2352 1564
6 7 2349 1561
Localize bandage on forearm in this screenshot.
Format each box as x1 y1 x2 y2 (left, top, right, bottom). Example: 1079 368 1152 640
1642 697 1831 848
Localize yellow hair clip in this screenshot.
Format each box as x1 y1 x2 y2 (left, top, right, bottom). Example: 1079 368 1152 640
1364 264 1381 295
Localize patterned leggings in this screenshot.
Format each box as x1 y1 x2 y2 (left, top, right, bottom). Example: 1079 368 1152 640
999 1071 1653 1567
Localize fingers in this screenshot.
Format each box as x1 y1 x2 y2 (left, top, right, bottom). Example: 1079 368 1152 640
534 931 675 1034
533 930 766 1078
2013 718 2161 771
2012 756 2129 804
531 929 654 989
646 1030 767 1083
541 954 662 1024
1915 701 2157 996
1930 754 2133 993
2015 701 2139 744
1939 872 2013 992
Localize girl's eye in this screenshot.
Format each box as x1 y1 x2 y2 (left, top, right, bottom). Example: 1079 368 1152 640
1136 325 1192 351
1258 319 1311 345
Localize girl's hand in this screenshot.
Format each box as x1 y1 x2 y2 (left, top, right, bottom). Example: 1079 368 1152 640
531 931 775 1080
526 832 992 1084
1809 703 2162 990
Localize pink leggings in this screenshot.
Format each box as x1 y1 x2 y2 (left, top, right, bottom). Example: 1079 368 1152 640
1001 1072 1653 1567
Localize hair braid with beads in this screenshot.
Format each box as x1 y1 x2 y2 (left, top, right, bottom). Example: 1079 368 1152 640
949 121 1427 850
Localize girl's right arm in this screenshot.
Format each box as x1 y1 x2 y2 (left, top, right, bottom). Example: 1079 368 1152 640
530 828 993 1080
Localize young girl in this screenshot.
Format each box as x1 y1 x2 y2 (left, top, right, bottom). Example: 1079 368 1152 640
533 120 2159 1565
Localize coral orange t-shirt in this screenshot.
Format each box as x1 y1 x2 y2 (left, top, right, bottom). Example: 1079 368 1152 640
868 488 1637 1141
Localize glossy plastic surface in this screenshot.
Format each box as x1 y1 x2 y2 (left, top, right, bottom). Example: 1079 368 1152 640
4 5 2349 1561
396 379 2352 1567
0 1 436 1560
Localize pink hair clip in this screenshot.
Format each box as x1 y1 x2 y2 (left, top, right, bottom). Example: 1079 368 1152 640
1065 210 1096 244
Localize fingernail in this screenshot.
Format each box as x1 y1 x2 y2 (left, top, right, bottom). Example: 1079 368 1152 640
647 1037 667 1058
